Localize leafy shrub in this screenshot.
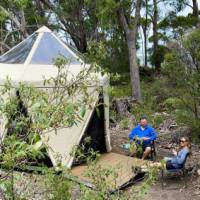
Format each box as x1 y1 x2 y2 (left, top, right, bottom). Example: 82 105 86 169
44 169 71 200
119 118 130 129
162 29 200 142
108 85 132 99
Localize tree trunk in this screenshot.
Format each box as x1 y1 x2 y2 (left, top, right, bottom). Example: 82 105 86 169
144 28 147 68
117 0 142 102
153 0 159 71
127 32 142 102
40 0 88 53
192 0 199 26
144 0 148 68
192 0 199 19
35 0 45 18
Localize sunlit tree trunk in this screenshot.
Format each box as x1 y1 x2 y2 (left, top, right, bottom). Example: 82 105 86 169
118 0 142 102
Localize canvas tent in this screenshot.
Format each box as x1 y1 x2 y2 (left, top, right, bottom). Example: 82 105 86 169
0 26 111 168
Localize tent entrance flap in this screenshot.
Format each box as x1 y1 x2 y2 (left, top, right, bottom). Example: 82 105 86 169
78 96 107 157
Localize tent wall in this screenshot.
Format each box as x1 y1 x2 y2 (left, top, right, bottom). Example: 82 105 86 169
41 87 100 168
103 80 112 152
0 115 7 145
0 81 111 169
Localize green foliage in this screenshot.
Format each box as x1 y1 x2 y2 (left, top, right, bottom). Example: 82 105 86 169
115 77 171 129
1 136 43 169
159 15 197 31
0 9 8 22
95 0 119 28
149 45 169 69
86 0 130 74
0 136 45 199
108 85 132 99
44 169 71 200
130 140 143 157
11 0 29 9
86 41 107 67
119 118 130 129
70 136 93 164
162 29 200 141
148 32 169 43
163 97 182 111
86 31 129 74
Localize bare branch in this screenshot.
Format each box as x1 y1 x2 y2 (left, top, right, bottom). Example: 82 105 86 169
184 2 193 9
0 6 28 38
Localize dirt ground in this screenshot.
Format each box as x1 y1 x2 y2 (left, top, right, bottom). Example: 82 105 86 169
144 179 200 200
110 126 200 200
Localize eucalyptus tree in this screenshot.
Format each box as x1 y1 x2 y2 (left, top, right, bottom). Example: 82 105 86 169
0 0 48 53
163 29 200 139
140 0 151 68
118 0 142 102
171 0 199 25
40 0 99 53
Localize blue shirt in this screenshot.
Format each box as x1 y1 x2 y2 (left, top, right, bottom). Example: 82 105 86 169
129 124 157 145
170 147 189 168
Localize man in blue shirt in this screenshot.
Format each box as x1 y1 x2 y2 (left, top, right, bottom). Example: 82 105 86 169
129 117 157 159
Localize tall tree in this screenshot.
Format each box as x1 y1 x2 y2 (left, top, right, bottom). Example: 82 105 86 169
153 0 158 69
40 0 98 53
0 1 29 39
0 0 49 53
170 0 199 26
192 0 199 21
117 0 142 102
141 0 151 68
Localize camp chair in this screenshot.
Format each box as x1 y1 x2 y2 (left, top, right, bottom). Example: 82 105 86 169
161 152 190 189
129 140 156 161
150 140 156 161
140 140 157 161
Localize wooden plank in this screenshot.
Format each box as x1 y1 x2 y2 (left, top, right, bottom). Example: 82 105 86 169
71 152 150 190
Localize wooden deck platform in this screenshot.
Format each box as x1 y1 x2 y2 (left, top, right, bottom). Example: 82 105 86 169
71 152 149 190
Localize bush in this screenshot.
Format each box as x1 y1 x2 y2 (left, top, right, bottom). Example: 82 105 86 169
44 169 71 200
119 118 130 129
162 29 200 142
108 85 132 99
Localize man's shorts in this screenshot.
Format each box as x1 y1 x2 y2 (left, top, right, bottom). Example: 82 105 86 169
142 143 152 151
134 143 152 158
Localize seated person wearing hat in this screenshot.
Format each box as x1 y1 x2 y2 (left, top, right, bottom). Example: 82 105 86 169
129 117 157 160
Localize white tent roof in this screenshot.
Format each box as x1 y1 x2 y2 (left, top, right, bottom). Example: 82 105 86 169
0 26 82 65
0 26 93 86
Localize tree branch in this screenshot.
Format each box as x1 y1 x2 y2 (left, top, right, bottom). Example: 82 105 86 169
133 0 142 36
117 5 130 36
184 2 193 9
0 6 28 38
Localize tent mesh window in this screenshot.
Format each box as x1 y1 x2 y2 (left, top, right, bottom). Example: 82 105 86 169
0 33 38 64
30 32 81 65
